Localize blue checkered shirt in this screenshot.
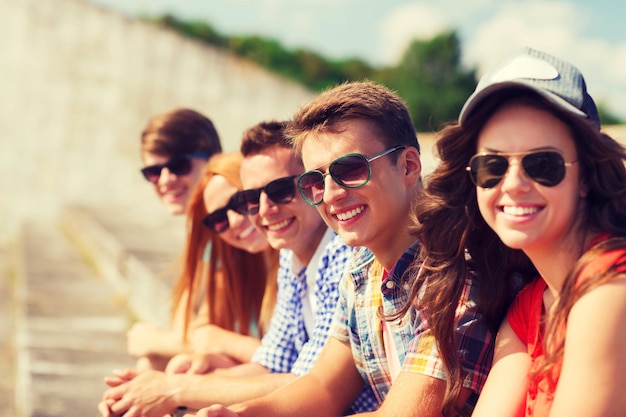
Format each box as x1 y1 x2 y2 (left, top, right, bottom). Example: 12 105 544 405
251 230 353 375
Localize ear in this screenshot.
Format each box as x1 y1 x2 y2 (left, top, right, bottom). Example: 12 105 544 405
579 179 589 199
401 146 422 184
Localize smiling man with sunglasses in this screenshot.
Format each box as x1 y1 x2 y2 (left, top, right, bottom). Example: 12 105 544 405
232 119 356 398
140 108 222 215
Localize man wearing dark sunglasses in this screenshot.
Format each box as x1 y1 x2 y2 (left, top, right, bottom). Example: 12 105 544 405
140 108 222 215
192 82 494 417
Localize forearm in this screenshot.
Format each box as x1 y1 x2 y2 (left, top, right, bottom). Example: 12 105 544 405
128 323 186 358
171 369 297 410
233 373 348 417
206 327 261 363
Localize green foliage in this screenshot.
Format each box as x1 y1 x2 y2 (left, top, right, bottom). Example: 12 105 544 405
145 15 622 131
597 103 623 126
376 32 476 131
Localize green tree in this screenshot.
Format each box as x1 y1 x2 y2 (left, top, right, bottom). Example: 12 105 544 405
378 31 476 131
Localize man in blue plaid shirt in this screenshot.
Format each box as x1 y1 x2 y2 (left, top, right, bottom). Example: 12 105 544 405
99 121 355 417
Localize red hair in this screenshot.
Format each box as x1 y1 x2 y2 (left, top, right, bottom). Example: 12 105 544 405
170 152 278 344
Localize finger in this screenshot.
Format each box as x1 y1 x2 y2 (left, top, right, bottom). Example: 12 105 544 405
165 354 192 374
97 400 113 417
112 368 139 379
101 386 124 401
187 358 211 375
103 376 125 387
109 396 132 416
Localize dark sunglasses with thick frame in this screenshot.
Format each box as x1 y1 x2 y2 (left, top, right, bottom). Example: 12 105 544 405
466 150 577 189
141 151 210 183
297 145 406 206
230 175 298 215
202 193 249 234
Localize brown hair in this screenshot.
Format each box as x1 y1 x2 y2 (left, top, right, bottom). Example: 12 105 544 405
140 108 222 158
286 80 420 155
171 152 279 343
240 120 292 157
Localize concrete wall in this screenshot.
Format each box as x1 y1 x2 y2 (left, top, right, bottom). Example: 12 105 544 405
0 0 317 243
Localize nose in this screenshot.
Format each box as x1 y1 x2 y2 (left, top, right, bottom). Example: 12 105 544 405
258 191 279 217
322 175 348 204
499 158 531 193
227 210 245 231
157 168 176 185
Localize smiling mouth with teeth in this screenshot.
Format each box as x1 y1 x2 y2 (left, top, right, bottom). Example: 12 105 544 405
266 218 292 231
336 206 364 221
501 206 541 216
239 224 256 239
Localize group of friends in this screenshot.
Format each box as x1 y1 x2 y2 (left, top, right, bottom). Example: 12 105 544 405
97 47 626 417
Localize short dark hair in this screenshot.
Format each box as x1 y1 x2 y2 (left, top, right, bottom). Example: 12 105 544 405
140 108 222 157
240 120 291 157
287 81 420 155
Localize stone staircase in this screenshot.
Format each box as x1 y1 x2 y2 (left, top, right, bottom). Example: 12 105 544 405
0 204 184 417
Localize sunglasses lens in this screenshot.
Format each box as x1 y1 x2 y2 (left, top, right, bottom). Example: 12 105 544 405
522 152 566 187
140 155 193 183
470 151 568 188
469 155 509 188
141 166 162 183
266 177 296 205
298 172 325 205
203 209 229 233
232 190 261 215
167 156 193 176
330 155 370 188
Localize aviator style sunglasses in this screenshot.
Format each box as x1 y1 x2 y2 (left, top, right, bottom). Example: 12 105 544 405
230 175 298 215
140 151 210 183
297 146 406 206
202 194 249 233
466 150 577 189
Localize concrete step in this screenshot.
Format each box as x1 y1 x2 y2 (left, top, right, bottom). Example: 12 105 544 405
61 204 184 327
13 220 134 417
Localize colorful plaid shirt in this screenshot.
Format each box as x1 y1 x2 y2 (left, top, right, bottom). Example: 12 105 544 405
251 230 353 376
331 240 494 413
331 241 420 413
403 269 494 409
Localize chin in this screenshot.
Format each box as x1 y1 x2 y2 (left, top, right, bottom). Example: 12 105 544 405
166 205 185 216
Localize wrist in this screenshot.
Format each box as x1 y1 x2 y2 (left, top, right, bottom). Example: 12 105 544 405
165 373 186 406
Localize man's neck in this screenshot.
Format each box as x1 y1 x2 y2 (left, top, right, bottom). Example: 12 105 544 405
371 232 416 271
293 226 330 267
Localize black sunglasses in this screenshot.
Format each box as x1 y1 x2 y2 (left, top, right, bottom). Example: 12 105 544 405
297 146 406 206
202 193 249 233
231 176 297 215
141 151 210 183
466 151 577 189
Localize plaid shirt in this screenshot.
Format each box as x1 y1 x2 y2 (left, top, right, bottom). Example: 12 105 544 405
403 269 495 408
331 241 420 413
332 240 494 413
251 230 353 375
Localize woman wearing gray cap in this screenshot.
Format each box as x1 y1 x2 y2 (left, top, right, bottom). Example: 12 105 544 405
409 47 626 417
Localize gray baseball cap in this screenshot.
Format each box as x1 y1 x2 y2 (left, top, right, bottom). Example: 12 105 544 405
459 47 600 130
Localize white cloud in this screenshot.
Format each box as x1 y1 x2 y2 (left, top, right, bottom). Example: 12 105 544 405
458 0 626 119
462 1 583 72
378 3 453 64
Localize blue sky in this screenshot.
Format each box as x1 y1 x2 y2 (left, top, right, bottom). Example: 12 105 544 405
90 0 626 121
